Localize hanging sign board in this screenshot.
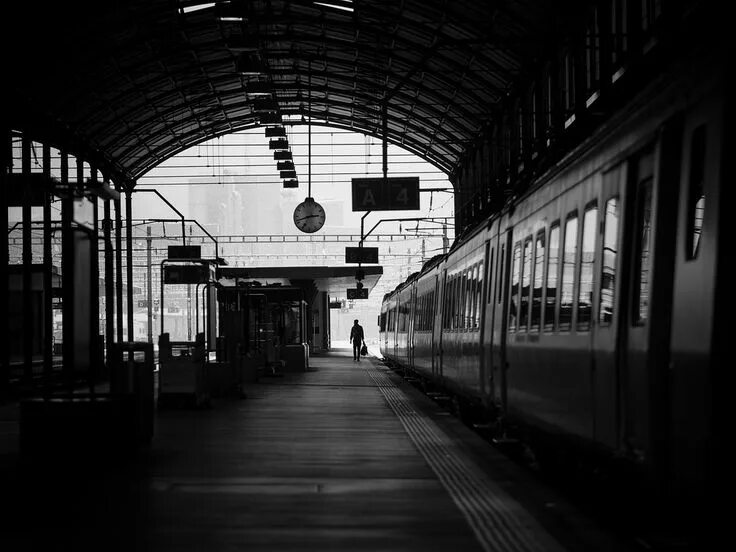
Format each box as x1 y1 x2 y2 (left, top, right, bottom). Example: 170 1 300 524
168 245 201 259
163 264 209 284
347 288 368 299
345 246 379 264
351 176 420 211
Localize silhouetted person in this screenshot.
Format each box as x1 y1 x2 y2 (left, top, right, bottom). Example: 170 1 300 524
350 319 365 361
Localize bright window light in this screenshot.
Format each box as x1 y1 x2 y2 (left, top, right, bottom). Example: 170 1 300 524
313 1 354 13
180 2 216 15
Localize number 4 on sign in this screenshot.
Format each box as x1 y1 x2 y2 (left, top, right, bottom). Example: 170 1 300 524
395 187 409 205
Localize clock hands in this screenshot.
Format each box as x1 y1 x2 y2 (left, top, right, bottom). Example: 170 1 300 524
296 214 321 221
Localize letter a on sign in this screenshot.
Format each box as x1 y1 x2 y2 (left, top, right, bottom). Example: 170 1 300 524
362 189 376 207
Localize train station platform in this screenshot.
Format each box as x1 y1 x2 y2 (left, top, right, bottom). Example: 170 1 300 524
1 348 647 551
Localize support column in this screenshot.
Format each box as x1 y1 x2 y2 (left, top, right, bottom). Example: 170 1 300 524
0 130 10 399
42 144 52 396
22 136 32 383
115 187 123 344
90 169 100 388
61 152 74 390
103 186 114 369
125 188 133 342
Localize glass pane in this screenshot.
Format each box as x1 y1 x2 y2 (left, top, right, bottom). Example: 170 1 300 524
560 216 578 331
531 231 545 331
634 180 653 324
599 198 620 325
686 125 706 259
509 244 522 331
577 206 598 330
520 239 532 330
544 225 560 331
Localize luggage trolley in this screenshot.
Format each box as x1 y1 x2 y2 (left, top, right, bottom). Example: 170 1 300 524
158 247 217 408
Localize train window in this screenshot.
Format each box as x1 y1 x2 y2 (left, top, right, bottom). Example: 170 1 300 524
486 248 494 304
461 268 473 328
577 204 598 331
428 290 435 330
444 278 451 329
509 243 522 332
531 230 545 331
545 224 560 332
399 301 408 332
686 124 706 260
599 197 620 326
415 295 422 331
443 277 450 329
560 215 578 331
455 275 462 329
497 244 505 304
634 175 654 325
520 238 533 331
450 276 457 329
451 276 457 329
475 262 483 327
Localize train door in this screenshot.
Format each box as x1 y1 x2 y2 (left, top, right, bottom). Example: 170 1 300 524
479 240 492 397
431 273 440 379
435 269 447 380
591 164 626 450
408 285 416 368
668 94 723 501
496 226 513 414
619 133 680 471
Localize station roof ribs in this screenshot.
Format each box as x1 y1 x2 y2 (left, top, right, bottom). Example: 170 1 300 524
2 0 565 184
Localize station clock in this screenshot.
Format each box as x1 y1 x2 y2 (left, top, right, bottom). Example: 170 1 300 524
293 196 325 233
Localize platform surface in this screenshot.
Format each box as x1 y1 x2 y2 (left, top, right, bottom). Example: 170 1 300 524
0 348 646 552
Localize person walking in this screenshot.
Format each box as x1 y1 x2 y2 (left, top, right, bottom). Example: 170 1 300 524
349 319 365 361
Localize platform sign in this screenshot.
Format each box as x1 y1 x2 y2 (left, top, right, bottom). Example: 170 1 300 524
168 245 201 259
351 176 420 211
163 264 209 284
345 246 379 264
347 288 368 299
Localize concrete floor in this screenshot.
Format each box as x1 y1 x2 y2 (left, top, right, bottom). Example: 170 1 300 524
0 348 642 552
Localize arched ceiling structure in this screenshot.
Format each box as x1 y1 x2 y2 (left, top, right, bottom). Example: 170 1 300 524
2 0 574 185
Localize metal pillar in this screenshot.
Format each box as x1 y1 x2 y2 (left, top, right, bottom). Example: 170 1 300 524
126 188 133 342
61 153 74 390
115 189 123 344
147 225 153 343
90 169 100 390
0 130 10 398
42 144 52 396
104 189 115 368
21 136 32 383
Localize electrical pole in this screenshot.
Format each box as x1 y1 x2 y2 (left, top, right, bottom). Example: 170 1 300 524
147 225 153 343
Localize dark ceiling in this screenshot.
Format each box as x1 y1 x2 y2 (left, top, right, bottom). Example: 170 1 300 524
2 0 575 185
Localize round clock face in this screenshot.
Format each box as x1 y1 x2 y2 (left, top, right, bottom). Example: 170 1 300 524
293 197 325 233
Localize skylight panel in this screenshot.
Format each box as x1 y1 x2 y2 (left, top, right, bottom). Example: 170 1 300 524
313 1 354 13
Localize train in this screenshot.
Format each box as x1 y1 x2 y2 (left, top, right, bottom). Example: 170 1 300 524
379 35 726 517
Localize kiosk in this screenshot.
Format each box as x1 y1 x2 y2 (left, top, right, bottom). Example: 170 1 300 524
217 282 309 377
157 249 217 407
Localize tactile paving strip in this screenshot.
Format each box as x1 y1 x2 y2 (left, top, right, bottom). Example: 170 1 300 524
365 364 566 552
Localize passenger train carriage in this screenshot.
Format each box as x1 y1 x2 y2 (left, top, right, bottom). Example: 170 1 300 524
380 46 726 508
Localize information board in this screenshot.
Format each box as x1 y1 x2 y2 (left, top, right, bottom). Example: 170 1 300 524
168 245 201 259
351 176 420 211
345 246 379 264
347 288 368 299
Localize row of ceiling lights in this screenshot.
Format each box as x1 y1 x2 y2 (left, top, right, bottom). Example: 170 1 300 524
237 55 299 189
215 2 306 189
